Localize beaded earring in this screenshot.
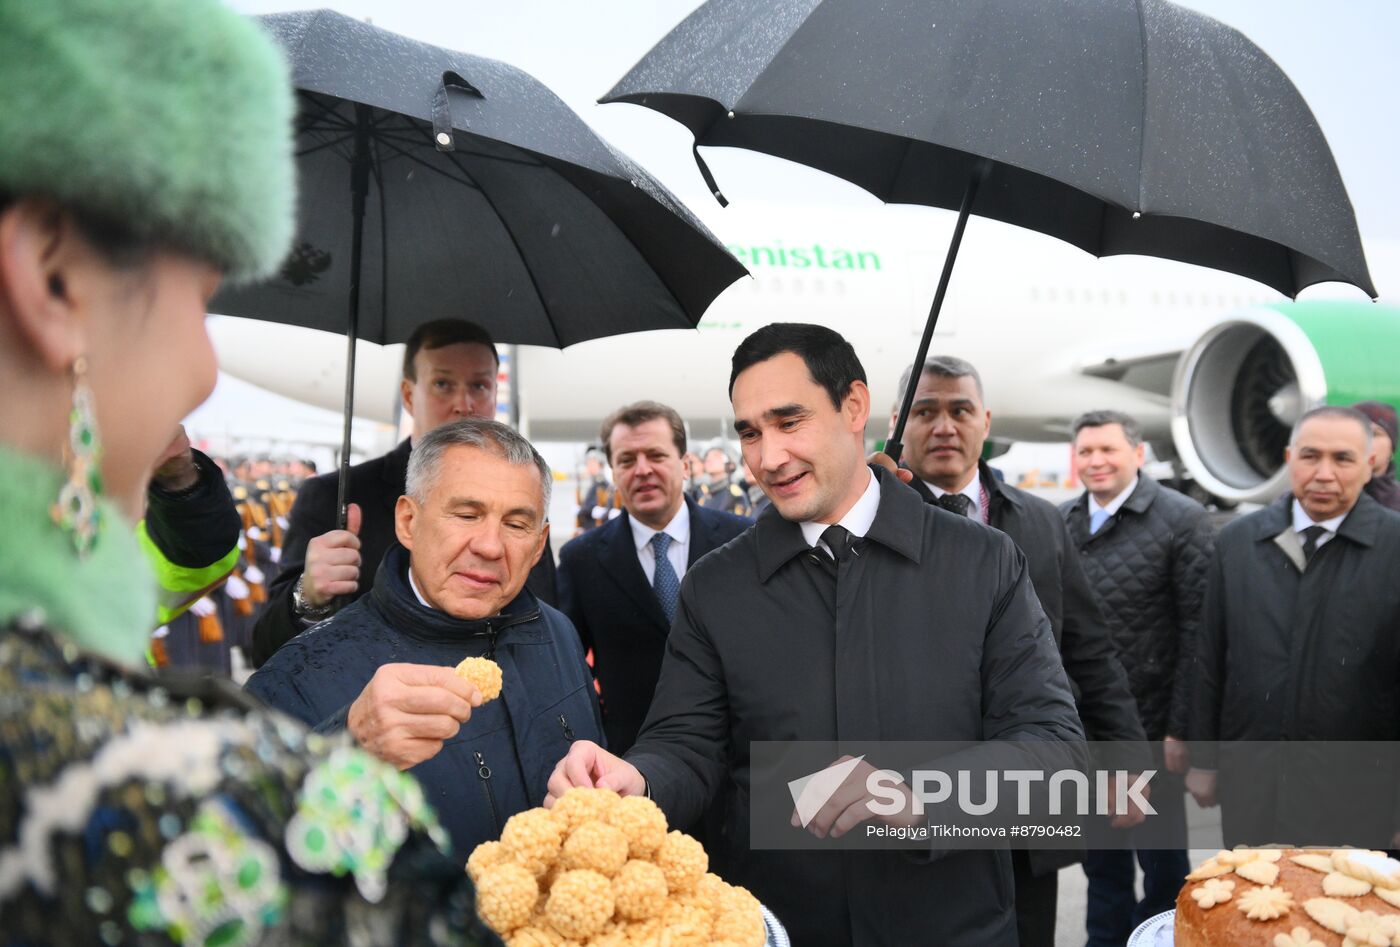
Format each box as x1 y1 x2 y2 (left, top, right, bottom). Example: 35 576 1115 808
50 355 103 555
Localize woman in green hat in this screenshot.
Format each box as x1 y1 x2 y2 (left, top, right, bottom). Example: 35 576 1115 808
0 2 499 943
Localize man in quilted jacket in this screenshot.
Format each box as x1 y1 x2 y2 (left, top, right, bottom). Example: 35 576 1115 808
1061 409 1215 947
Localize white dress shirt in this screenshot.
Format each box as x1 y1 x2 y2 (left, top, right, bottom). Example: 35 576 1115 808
408 569 435 609
800 467 881 556
1090 474 1140 520
1291 498 1347 551
921 473 983 522
630 502 692 583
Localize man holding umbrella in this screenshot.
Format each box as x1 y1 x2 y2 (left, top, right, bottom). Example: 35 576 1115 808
546 323 1084 946
250 318 557 666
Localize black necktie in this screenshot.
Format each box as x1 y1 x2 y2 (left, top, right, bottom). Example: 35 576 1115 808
937 493 972 517
1301 524 1328 564
821 524 853 563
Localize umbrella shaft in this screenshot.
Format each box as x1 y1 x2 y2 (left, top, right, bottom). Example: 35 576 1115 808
886 159 990 466
336 104 372 531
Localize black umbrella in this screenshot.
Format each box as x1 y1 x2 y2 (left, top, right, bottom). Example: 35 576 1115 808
213 10 745 521
603 0 1376 461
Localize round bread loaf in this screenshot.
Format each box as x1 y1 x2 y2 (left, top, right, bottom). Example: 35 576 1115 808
1175 848 1400 947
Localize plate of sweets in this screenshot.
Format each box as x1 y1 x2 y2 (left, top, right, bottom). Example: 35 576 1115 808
466 786 788 946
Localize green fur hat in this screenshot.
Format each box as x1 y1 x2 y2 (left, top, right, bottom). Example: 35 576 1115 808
0 0 296 282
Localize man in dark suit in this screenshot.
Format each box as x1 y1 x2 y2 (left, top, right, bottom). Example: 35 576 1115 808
557 401 751 755
1188 406 1400 850
895 355 1149 947
250 318 556 667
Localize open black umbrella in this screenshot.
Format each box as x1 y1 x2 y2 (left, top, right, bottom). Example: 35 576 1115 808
602 0 1376 460
212 9 745 520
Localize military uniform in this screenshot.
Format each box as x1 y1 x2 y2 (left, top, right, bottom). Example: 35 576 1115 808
696 476 754 518
211 478 283 661
575 474 619 533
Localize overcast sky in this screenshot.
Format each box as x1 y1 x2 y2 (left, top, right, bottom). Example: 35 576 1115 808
229 0 1398 244
201 0 1398 461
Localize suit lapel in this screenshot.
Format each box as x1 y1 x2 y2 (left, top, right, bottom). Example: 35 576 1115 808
598 513 669 630
686 499 716 566
381 438 412 515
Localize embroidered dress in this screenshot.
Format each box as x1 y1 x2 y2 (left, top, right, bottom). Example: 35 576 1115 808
0 447 500 946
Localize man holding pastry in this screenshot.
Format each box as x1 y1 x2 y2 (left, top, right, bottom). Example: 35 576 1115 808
247 417 602 855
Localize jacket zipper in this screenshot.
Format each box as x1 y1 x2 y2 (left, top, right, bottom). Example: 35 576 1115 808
558 714 575 742
474 750 501 833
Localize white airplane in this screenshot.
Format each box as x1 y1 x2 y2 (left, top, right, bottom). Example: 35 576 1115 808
209 203 1399 507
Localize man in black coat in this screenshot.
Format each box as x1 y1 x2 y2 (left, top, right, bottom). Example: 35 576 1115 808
547 324 1085 946
558 401 750 756
250 319 556 667
1061 409 1213 946
895 356 1148 947
1188 405 1400 850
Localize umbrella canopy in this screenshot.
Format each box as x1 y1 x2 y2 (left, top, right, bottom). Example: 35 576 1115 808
603 0 1374 301
213 9 745 527
603 0 1376 461
213 8 745 347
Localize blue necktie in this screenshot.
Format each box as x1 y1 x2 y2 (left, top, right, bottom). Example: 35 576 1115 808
1090 507 1110 535
651 532 680 624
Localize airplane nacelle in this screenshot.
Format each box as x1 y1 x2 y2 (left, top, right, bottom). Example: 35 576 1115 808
1171 301 1400 504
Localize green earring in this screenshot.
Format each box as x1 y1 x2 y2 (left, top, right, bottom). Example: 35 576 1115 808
51 355 103 556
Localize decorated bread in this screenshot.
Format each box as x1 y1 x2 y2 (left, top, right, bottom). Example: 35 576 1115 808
1175 848 1400 947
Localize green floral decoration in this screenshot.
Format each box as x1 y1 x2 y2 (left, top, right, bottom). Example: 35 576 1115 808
128 799 286 946
285 745 449 903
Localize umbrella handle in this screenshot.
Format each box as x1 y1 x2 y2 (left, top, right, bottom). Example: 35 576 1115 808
432 70 483 152
885 157 991 466
693 142 729 207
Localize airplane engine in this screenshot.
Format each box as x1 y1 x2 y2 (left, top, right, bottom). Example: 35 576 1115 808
1170 301 1400 505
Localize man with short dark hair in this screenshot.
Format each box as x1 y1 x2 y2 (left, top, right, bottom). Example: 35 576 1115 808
250 318 556 667
246 418 601 855
896 355 1147 947
1062 409 1214 945
546 324 1084 946
557 401 751 756
1188 405 1400 848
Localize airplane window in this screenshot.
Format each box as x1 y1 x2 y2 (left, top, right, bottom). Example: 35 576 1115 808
1047 288 1058 302
1066 288 1076 303
1030 287 1040 301
834 281 846 295
1151 290 1160 305
1118 290 1127 304
815 280 826 295
793 278 804 295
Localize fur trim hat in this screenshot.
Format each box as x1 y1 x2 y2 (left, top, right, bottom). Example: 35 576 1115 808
1354 401 1399 448
0 0 296 281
